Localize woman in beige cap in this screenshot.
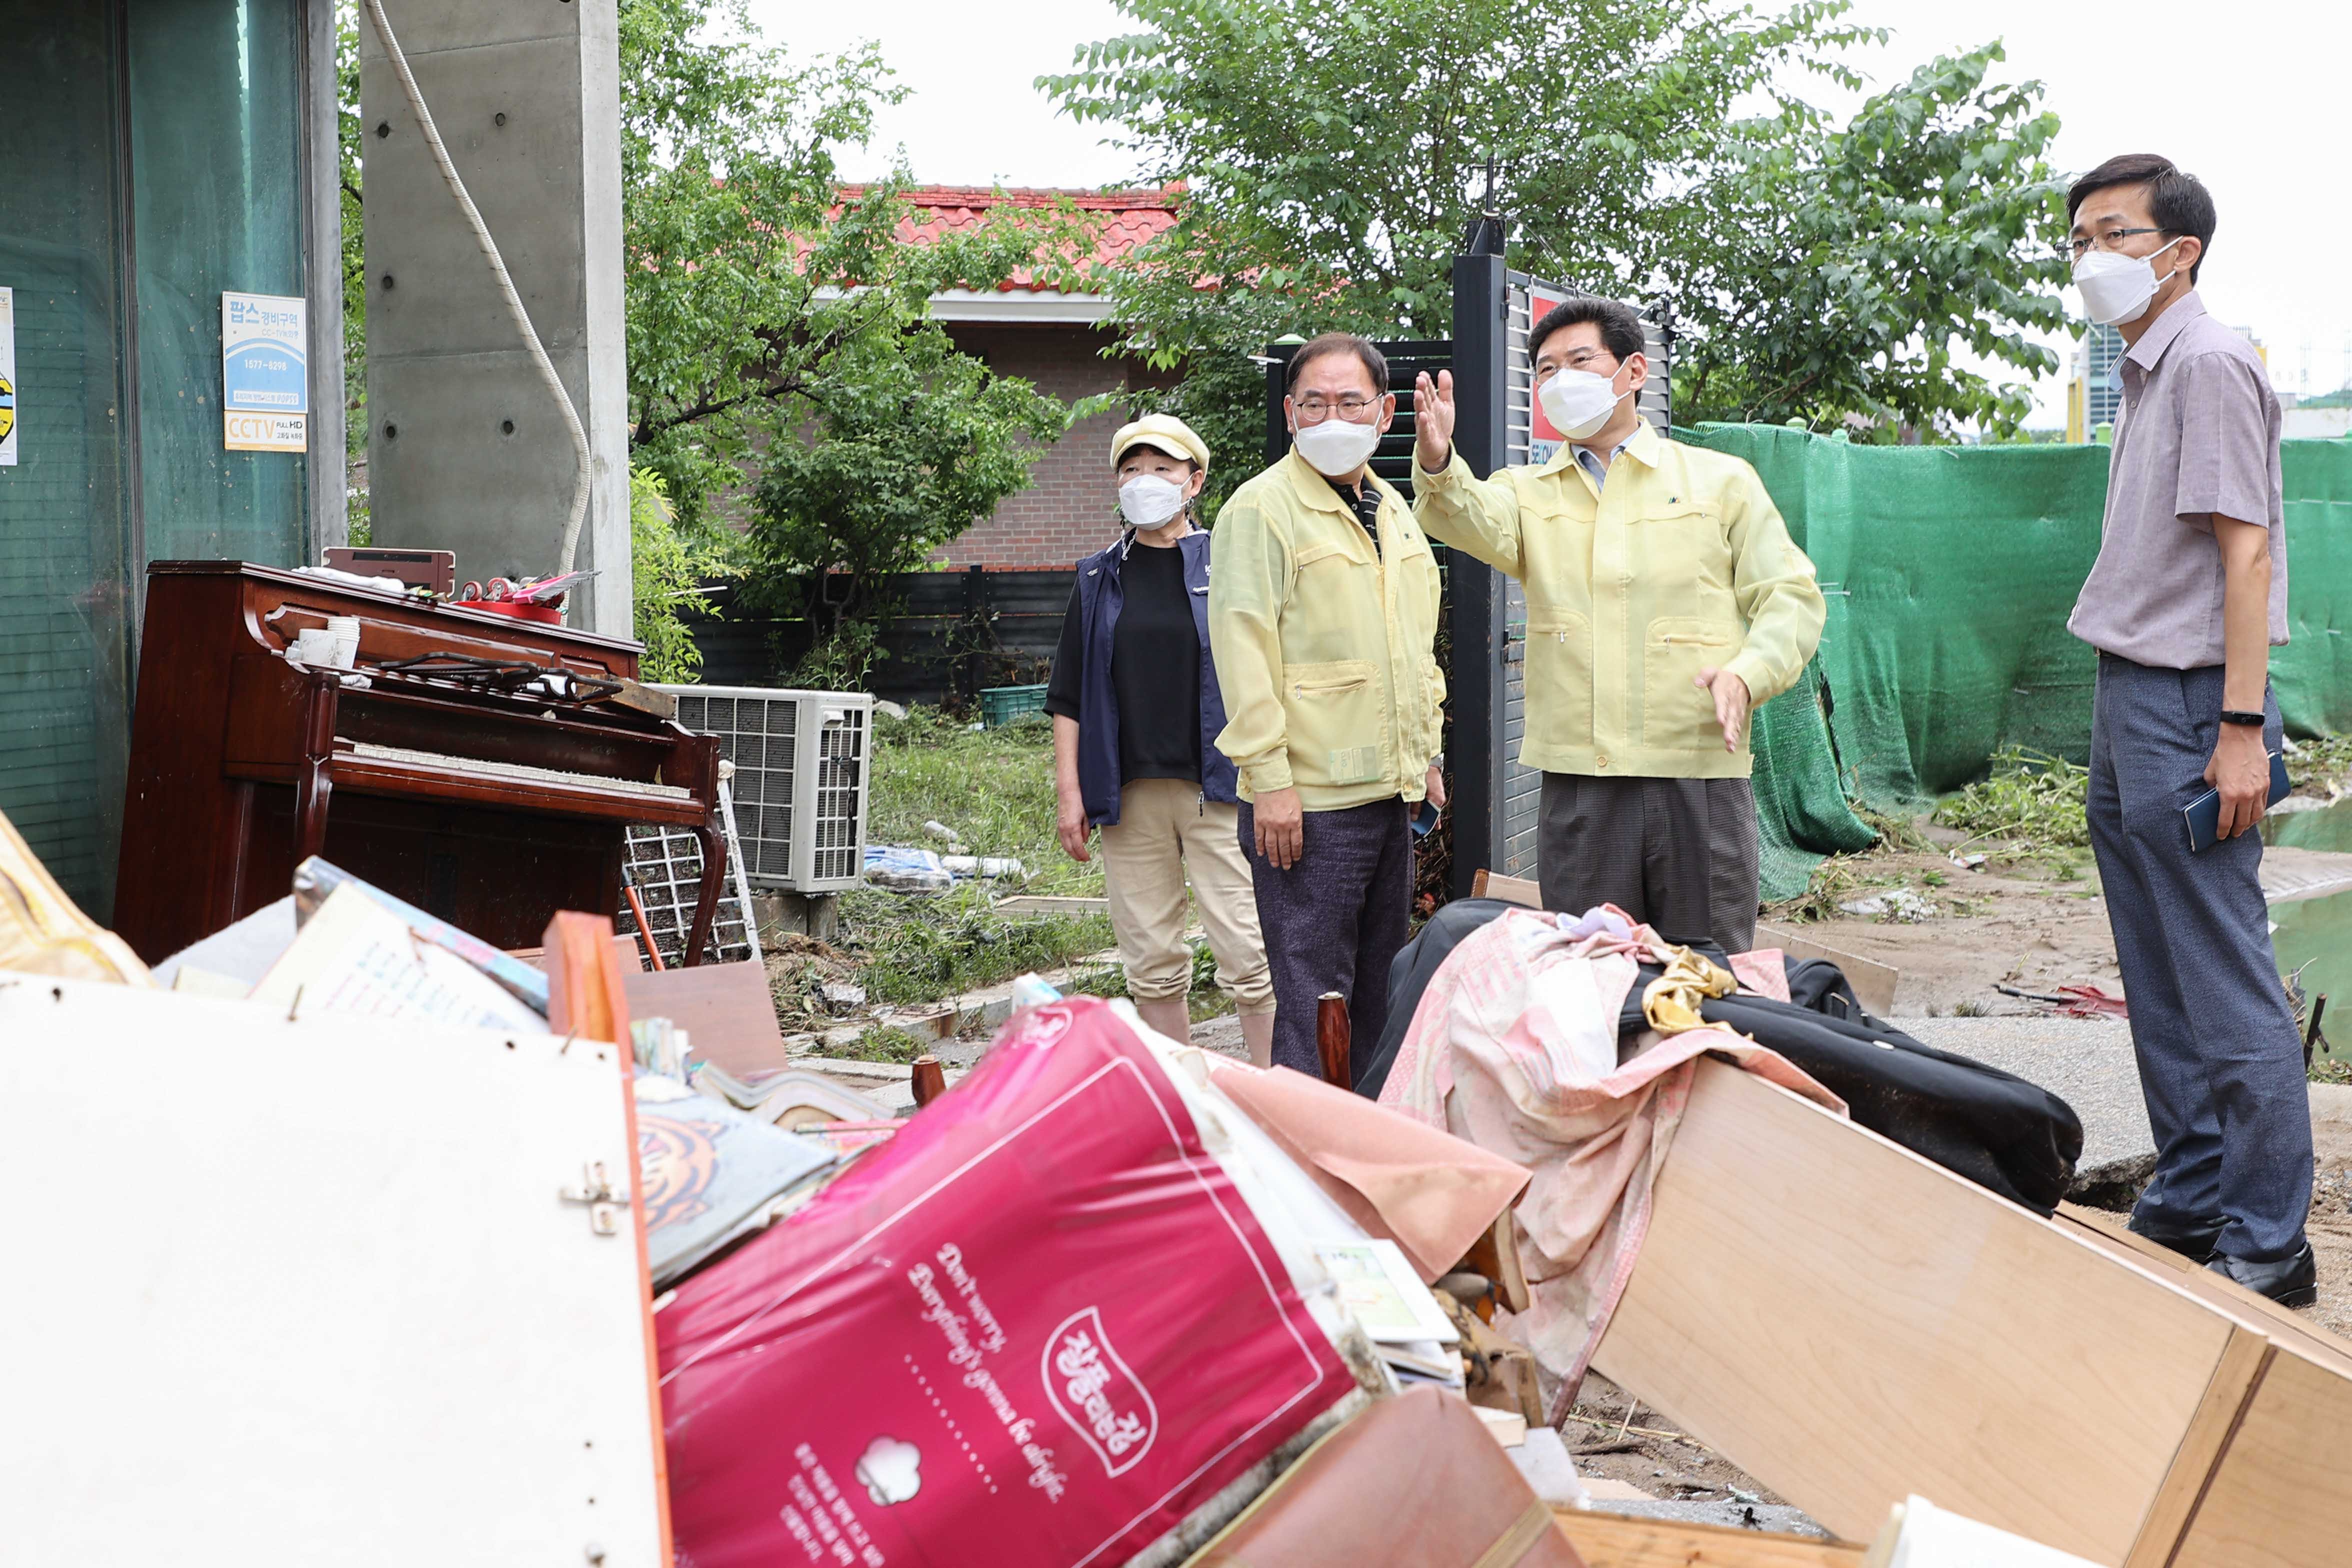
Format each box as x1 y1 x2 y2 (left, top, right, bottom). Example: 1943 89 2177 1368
1043 415 1276 1064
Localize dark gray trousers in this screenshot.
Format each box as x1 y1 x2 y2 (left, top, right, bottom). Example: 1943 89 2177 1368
1238 796 1412 1079
2088 654 2312 1262
1538 772 1760 953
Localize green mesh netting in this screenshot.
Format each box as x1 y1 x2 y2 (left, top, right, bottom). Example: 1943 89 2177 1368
1750 656 1874 900
1674 424 2352 900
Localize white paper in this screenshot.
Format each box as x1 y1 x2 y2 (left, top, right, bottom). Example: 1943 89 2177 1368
0 286 17 466
1868 1494 2104 1568
246 883 547 1032
220 290 308 452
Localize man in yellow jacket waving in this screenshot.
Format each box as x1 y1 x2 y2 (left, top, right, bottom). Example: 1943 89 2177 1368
1209 332 1446 1078
1412 296 1822 951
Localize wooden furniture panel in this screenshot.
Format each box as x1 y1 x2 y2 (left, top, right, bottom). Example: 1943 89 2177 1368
2169 1346 2352 1568
1592 1060 2240 1562
1552 1509 1862 1566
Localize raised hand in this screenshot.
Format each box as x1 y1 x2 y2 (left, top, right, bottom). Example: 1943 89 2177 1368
1414 370 1456 472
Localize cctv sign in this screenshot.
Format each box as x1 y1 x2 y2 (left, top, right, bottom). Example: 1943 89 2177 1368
221 292 308 452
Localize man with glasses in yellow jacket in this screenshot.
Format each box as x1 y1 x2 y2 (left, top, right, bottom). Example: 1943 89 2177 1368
1208 332 1446 1079
1411 296 1822 952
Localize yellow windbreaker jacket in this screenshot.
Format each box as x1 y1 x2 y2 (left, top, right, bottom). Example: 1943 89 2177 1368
1208 450 1446 810
1412 422 1822 780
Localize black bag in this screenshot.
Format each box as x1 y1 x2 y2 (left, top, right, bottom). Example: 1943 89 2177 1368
1616 967 2084 1214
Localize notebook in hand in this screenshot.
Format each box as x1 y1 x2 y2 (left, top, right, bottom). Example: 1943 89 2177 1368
2182 750 2290 852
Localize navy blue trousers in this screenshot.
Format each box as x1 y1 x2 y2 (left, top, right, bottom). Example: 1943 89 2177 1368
1238 796 1412 1079
2087 654 2312 1261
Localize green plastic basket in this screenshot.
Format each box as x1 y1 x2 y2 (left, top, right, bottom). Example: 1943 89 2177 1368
979 683 1050 728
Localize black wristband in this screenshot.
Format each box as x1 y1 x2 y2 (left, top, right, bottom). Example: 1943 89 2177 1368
2220 709 2266 728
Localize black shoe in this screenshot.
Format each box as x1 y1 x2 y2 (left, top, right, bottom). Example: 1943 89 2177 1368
2129 1212 2225 1264
2208 1244 2319 1309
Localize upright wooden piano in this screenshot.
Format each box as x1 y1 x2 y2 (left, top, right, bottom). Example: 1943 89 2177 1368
114 560 726 965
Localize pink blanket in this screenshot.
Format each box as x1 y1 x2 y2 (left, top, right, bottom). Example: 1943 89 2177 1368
1376 908 1842 1414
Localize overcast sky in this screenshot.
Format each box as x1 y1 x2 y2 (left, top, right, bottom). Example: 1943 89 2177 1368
762 0 2352 422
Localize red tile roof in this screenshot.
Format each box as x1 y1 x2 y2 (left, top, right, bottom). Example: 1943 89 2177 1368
842 183 1184 294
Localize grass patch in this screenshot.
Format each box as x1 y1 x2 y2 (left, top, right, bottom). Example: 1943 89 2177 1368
1762 853 1906 924
1932 748 2090 855
845 895 1116 1006
2288 734 2352 798
865 706 1104 898
835 704 1118 1006
828 1026 932 1064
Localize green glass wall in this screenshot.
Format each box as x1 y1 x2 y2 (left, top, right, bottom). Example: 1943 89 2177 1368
0 10 140 913
130 0 310 560
0 0 312 916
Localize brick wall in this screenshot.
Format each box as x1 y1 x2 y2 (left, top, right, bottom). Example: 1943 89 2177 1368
934 322 1176 569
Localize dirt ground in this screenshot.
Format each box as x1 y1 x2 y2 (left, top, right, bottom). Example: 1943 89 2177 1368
1767 834 2122 1019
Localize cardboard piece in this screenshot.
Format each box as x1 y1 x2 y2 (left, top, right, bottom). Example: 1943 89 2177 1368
619 958 788 1080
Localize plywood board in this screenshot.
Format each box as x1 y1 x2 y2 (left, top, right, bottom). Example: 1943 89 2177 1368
0 977 665 1568
1554 1508 1863 1566
2122 1328 2272 1568
1752 922 1900 1018
1592 1059 2240 1562
2169 1344 2352 1568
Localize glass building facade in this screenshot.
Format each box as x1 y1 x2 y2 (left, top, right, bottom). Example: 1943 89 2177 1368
1 1 328 916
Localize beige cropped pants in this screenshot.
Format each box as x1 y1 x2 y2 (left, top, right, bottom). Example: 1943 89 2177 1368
1098 778 1274 1014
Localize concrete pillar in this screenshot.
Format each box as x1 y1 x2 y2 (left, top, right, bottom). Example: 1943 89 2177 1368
358 0 631 634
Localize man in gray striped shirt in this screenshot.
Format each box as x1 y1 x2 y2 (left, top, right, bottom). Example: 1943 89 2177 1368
2063 153 2314 1306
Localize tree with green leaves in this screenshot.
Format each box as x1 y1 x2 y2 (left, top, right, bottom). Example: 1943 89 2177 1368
1670 46 2069 435
1043 0 2068 480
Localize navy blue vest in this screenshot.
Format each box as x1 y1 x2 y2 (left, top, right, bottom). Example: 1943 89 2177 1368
1068 528 1236 827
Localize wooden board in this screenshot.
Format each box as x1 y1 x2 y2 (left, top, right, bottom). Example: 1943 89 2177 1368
0 978 666 1568
1554 1509 1862 1566
1592 1058 2242 1562
1472 869 1542 907
2171 1343 2352 1568
1752 922 1900 1018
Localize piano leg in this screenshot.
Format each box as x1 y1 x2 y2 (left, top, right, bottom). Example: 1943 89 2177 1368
684 822 727 968
294 668 341 864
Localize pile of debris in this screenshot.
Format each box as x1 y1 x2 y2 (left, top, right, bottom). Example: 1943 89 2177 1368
8 800 2352 1568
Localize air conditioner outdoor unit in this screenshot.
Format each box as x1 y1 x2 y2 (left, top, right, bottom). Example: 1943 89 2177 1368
652 685 874 893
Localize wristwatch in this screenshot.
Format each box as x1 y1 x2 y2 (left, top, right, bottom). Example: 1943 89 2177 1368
1428 753 1447 772
2220 710 2266 728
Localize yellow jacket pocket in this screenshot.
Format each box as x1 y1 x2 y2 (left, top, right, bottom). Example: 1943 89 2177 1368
1642 616 1738 751
1282 658 1386 788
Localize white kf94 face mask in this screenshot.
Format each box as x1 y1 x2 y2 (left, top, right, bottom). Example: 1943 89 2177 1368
1538 364 1629 441
2073 235 2184 328
1118 474 1188 528
1292 412 1383 477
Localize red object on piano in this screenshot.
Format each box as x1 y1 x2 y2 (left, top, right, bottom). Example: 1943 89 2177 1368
113 561 730 966
454 599 563 624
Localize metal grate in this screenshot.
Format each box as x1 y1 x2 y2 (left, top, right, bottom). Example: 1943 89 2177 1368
810 708 869 885
618 815 755 968
653 686 874 892
667 691 798 886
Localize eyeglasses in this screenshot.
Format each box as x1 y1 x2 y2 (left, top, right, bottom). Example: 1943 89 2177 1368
1292 393 1382 422
1536 347 1619 377
2064 226 2168 262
